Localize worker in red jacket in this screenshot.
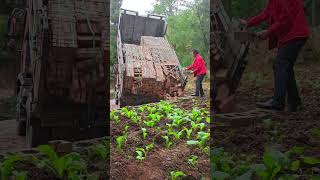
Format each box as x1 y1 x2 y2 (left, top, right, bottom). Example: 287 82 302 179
241 0 309 112
186 49 207 97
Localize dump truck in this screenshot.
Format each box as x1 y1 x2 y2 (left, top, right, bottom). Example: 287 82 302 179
9 0 108 147
114 9 188 107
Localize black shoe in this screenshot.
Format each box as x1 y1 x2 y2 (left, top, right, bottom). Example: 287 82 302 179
288 102 302 112
191 94 199 97
258 96 273 103
256 98 284 111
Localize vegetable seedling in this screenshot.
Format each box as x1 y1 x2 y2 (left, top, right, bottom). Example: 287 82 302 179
187 155 198 167
187 140 199 146
197 131 210 147
168 130 184 140
147 106 157 114
170 170 186 180
199 123 206 131
124 125 129 133
141 128 147 140
36 145 87 179
162 136 173 149
191 121 198 130
138 106 145 112
184 127 192 139
144 120 156 127
135 148 146 161
116 134 127 151
146 143 155 152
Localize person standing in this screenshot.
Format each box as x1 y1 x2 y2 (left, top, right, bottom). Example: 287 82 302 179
241 0 309 112
186 49 207 97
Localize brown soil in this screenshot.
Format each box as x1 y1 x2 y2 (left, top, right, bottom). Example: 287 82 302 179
110 98 210 180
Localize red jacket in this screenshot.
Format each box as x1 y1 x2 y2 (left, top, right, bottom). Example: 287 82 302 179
247 0 309 48
187 54 206 77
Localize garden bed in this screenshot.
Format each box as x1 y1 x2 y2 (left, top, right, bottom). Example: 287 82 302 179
110 98 210 179
0 138 109 179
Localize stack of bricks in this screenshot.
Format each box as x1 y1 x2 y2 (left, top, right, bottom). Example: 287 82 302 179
123 36 184 99
46 0 108 104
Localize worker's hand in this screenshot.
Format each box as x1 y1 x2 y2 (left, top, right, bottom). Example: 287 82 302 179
257 30 268 40
239 19 248 27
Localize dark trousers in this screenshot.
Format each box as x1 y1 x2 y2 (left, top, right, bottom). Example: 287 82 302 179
195 74 205 96
273 38 307 106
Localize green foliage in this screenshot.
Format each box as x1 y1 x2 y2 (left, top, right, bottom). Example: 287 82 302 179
146 143 155 152
162 135 173 149
151 0 209 67
90 140 110 160
170 170 186 180
135 148 146 161
141 128 148 140
116 134 127 151
187 155 198 167
36 145 87 179
0 154 27 180
184 127 192 139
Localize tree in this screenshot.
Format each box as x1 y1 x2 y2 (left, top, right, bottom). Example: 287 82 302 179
110 0 123 66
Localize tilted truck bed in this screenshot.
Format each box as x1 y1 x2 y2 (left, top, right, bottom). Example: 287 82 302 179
115 9 187 107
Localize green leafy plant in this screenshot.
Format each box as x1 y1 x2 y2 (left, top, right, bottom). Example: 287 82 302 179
162 136 173 149
144 120 156 127
197 131 210 147
36 145 87 179
205 117 210 123
138 106 145 112
116 134 127 151
90 140 109 160
187 155 198 167
170 170 186 180
158 101 174 114
186 140 199 146
184 127 192 139
147 106 157 114
135 148 146 161
190 121 198 130
198 123 206 131
0 154 27 180
189 108 201 121
172 116 184 128
141 128 148 140
168 129 184 140
124 125 130 133
110 111 120 123
302 156 320 165
146 143 155 152
166 123 174 131
148 113 162 122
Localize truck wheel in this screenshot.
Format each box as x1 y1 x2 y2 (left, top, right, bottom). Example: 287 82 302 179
26 118 41 147
16 121 26 136
16 89 27 136
26 118 51 147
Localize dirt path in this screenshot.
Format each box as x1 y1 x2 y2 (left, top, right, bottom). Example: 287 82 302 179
0 119 26 154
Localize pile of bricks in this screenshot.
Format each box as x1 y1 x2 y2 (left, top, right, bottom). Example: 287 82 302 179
46 0 108 104
122 36 185 98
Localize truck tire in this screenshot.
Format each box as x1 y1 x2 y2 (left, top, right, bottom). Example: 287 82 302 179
16 121 26 136
16 85 27 136
25 97 50 147
26 119 41 147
